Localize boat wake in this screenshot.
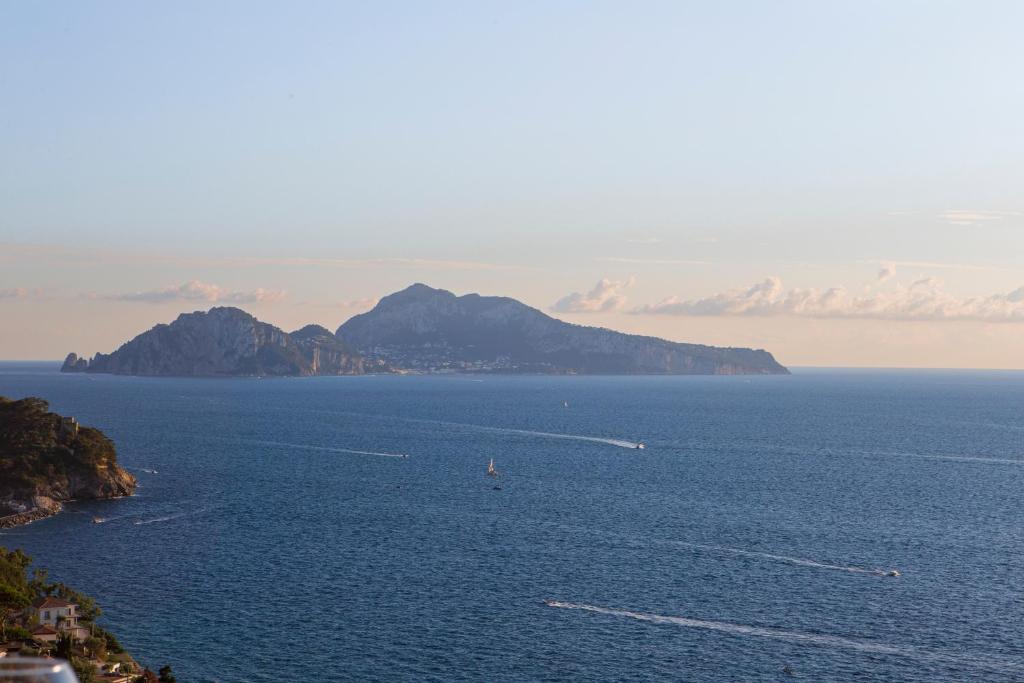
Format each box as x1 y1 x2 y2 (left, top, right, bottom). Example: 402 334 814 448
851 448 1024 466
92 514 133 524
492 427 641 449
565 526 893 577
133 509 205 526
544 601 1023 673
243 439 408 459
315 410 642 450
895 452 1024 466
664 540 889 576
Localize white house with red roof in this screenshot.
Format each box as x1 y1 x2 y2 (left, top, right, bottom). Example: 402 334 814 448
26 596 89 641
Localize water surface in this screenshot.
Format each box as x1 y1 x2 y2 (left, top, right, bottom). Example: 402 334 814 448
1 364 1022 681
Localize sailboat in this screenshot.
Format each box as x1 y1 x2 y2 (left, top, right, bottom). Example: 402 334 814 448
487 458 501 490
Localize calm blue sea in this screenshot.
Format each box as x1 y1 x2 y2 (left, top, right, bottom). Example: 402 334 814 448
1 363 1023 682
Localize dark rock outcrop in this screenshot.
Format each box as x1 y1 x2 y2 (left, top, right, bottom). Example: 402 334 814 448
63 307 369 377
61 353 89 372
0 396 136 527
336 283 789 374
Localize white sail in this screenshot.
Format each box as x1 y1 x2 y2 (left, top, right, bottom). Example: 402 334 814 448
487 458 497 476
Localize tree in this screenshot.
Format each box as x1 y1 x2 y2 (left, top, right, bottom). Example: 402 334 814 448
29 567 52 596
135 671 159 683
54 632 75 661
158 665 176 683
71 658 96 683
54 582 101 621
85 634 107 661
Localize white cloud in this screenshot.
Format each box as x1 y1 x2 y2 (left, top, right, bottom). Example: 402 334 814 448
939 209 1021 226
111 280 287 305
551 277 634 313
633 277 1024 322
878 263 896 282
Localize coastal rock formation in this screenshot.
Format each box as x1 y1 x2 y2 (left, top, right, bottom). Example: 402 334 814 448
337 283 789 374
62 307 371 377
0 396 136 527
60 353 89 372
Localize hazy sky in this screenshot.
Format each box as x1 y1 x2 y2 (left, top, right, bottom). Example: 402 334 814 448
2 1 1023 367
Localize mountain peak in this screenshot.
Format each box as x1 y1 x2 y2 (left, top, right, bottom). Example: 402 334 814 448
383 283 454 303
290 324 335 340
337 284 789 375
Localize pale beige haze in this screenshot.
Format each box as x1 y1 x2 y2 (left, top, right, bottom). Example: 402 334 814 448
1 3 1022 368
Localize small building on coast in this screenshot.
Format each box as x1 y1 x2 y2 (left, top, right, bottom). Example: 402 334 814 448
26 596 90 641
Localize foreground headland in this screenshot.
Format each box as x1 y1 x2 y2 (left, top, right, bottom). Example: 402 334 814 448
0 396 136 528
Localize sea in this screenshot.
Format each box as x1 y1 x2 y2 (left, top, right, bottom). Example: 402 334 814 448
1 363 1023 682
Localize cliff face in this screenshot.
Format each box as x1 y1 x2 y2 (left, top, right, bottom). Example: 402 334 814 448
63 307 369 377
337 284 789 375
0 396 136 526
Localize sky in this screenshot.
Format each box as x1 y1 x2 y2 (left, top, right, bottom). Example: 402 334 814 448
2 1 1023 368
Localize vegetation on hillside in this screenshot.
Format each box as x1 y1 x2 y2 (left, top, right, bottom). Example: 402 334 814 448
0 396 134 517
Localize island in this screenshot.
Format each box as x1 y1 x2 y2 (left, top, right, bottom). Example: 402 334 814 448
337 284 789 374
62 307 378 377
0 396 136 528
62 284 789 377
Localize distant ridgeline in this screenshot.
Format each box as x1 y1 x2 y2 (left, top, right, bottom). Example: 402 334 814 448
63 309 378 377
63 284 789 377
0 396 136 527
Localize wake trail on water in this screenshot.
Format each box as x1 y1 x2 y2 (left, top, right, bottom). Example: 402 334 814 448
91 514 134 524
490 427 640 449
332 412 642 450
563 526 891 577
545 602 1023 674
242 439 408 459
133 508 208 526
852 448 1024 466
666 540 886 575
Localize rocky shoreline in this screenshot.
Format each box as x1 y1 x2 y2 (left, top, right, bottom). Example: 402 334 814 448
1 396 137 530
0 501 61 529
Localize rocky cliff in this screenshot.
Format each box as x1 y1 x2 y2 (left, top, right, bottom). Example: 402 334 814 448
336 283 789 374
62 307 371 377
0 396 136 527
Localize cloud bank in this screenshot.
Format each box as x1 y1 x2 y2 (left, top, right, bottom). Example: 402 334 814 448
633 277 1024 322
551 277 633 313
111 280 287 305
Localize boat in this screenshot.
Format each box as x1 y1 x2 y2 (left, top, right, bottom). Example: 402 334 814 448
492 485 502 491
91 517 104 524
562 401 569 408
487 458 498 477
635 442 645 450
886 570 901 577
